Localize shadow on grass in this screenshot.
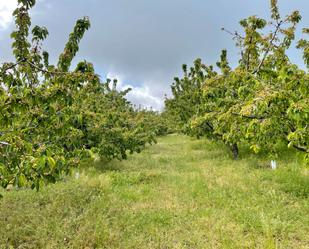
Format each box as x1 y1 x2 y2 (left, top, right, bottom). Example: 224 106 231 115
238 141 303 161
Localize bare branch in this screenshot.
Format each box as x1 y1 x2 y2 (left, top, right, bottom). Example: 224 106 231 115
221 27 244 40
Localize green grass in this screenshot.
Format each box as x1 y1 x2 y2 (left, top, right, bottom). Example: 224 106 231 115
0 135 309 249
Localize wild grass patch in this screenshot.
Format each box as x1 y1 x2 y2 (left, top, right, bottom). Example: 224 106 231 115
1 135 308 248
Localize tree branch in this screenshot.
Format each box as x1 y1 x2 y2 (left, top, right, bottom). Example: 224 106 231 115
1 59 26 72
293 144 308 153
232 112 266 120
253 20 283 73
246 36 253 70
221 27 244 40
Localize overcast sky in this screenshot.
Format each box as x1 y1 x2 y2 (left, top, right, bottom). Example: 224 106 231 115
0 0 308 110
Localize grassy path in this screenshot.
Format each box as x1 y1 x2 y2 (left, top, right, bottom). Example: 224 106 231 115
0 135 309 248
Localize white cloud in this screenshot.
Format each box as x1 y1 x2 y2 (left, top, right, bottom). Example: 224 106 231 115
106 72 164 111
0 1 17 30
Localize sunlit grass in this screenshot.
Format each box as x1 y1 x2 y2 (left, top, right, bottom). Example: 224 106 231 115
0 135 308 248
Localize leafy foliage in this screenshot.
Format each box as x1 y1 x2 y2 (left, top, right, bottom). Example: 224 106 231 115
0 0 157 191
165 0 308 162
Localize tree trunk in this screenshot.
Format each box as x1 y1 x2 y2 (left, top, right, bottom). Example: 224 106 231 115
230 143 239 160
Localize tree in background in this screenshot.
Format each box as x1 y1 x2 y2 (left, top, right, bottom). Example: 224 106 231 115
0 0 157 192
165 0 308 162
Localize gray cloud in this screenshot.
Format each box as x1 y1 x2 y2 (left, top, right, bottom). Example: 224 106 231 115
1 0 308 110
